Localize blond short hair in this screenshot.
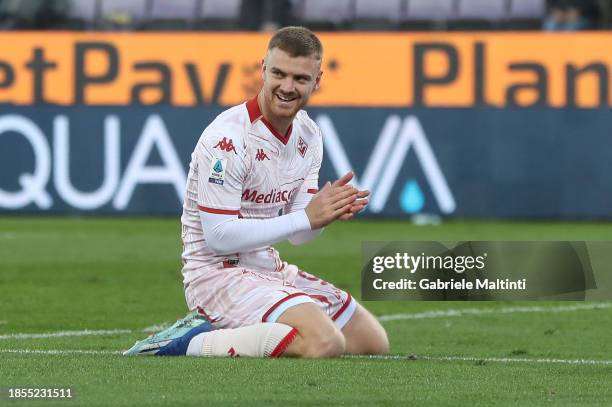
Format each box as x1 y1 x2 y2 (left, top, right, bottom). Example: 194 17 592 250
267 26 323 60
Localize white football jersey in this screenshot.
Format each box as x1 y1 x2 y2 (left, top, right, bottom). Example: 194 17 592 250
181 97 322 285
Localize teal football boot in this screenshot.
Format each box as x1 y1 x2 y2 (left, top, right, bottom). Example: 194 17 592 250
123 310 214 356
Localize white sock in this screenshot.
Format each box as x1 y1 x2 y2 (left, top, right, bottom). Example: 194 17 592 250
186 322 297 358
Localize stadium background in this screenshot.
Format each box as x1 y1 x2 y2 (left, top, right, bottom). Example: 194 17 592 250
1 1 612 406
2 0 612 219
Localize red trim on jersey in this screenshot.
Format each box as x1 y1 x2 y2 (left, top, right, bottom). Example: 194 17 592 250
332 294 352 321
306 188 318 194
261 116 292 145
246 96 292 145
309 294 332 307
198 205 240 215
262 293 309 322
270 327 298 358
246 96 262 123
195 306 221 323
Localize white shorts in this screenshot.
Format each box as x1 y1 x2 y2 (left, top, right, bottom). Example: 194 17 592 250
184 262 357 330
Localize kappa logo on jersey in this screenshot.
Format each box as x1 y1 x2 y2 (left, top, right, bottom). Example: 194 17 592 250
213 137 237 154
208 158 227 185
255 148 270 161
227 347 240 357
297 136 308 157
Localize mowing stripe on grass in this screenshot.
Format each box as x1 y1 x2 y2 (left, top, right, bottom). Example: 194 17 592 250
2 303 610 340
0 329 131 340
2 349 612 365
378 303 612 322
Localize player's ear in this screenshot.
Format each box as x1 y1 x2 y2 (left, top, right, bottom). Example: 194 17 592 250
261 58 266 78
314 71 323 91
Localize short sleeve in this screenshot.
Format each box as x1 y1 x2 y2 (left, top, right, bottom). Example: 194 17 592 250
196 133 246 215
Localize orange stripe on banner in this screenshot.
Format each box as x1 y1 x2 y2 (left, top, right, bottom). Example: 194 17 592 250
1 32 611 108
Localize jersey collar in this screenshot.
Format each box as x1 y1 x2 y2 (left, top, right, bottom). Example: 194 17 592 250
246 96 292 145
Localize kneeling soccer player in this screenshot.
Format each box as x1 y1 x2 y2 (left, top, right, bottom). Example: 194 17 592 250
124 26 388 358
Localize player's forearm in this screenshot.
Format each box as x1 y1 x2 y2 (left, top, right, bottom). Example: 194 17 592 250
284 190 323 245
200 210 312 254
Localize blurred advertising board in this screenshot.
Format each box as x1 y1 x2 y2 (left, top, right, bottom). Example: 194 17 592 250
1 107 611 218
1 32 612 108
1 32 611 217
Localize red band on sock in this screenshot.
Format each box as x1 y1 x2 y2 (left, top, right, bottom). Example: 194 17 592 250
270 328 298 358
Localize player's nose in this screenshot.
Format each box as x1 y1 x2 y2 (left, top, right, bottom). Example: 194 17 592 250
278 77 296 93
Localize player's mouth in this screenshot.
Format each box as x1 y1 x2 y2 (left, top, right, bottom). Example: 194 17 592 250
275 93 298 106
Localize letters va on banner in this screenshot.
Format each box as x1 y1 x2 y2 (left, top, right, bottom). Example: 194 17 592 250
317 115 455 215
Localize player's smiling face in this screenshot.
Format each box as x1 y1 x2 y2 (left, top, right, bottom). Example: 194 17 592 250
261 48 322 120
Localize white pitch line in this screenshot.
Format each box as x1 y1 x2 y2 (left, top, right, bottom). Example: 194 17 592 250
0 329 131 340
0 349 121 355
378 303 612 322
346 354 612 366
421 355 612 366
0 320 8 325
2 349 611 365
142 323 171 333
0 324 172 340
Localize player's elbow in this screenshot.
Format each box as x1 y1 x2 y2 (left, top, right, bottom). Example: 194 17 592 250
206 236 242 255
203 229 238 255
206 237 227 254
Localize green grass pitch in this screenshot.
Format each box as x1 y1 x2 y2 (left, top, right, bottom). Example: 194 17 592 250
1 217 611 406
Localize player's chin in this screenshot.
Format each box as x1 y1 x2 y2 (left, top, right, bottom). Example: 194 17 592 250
273 102 300 117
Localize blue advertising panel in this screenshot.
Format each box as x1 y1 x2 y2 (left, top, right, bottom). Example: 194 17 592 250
1 106 611 218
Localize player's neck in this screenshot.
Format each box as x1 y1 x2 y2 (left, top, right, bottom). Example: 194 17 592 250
257 92 294 136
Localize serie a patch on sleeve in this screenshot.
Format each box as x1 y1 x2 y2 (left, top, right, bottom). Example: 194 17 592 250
208 158 227 185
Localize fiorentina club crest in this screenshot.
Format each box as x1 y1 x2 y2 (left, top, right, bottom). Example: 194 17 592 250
297 136 308 157
214 137 237 154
